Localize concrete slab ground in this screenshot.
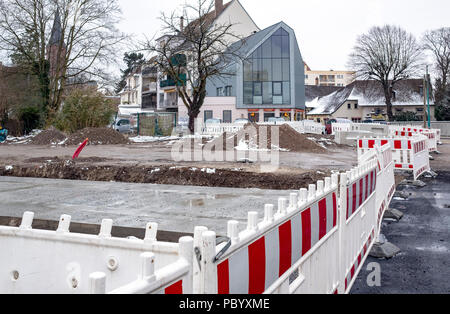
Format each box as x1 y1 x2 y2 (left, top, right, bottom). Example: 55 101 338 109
0 176 296 236
351 171 450 294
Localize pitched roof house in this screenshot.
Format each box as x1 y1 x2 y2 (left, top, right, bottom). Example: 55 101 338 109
307 79 435 122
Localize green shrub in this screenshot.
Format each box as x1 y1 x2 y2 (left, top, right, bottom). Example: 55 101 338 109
18 106 41 134
393 111 421 122
54 88 116 133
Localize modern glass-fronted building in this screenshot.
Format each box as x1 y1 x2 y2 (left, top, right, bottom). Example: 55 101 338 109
178 21 306 123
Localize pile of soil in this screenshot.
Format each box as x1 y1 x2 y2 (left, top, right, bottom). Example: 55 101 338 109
66 128 129 146
208 124 327 154
0 162 331 190
30 128 67 145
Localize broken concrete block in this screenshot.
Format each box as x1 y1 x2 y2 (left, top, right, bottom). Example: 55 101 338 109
370 242 401 259
384 208 404 221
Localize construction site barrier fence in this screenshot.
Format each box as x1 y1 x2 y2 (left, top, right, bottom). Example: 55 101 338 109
358 135 430 181
0 213 193 294
1 139 407 295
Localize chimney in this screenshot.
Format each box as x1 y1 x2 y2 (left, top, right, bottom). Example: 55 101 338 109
180 16 184 32
215 0 224 18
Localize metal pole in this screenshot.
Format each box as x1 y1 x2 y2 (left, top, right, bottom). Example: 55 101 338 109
426 66 431 129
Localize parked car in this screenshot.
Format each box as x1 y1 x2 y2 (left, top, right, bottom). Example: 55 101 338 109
205 118 222 124
112 119 131 134
325 118 353 135
234 118 250 124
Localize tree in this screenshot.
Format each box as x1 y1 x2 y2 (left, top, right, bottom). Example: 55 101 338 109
115 52 145 94
0 0 127 122
349 25 423 121
423 28 450 108
435 80 450 121
144 0 242 133
53 87 116 133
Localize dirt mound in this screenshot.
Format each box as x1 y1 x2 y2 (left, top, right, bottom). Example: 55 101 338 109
0 163 331 190
31 128 67 145
208 124 327 154
66 128 129 146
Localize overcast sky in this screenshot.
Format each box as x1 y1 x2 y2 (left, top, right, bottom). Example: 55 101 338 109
117 0 450 72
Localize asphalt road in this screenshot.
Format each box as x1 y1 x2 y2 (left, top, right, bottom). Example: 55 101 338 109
351 171 450 294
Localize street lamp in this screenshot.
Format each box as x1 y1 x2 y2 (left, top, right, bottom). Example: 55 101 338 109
425 66 431 129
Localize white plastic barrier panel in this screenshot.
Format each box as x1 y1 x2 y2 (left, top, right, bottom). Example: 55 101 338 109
393 130 438 153
359 144 396 230
338 160 379 294
358 136 430 181
198 159 381 295
332 123 352 135
199 175 341 294
0 213 193 294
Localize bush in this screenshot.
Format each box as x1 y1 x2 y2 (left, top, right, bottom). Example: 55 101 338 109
54 88 116 133
393 111 421 122
18 106 42 134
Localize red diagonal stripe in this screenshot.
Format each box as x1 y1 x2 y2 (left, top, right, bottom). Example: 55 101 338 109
318 198 327 239
165 280 183 294
217 259 230 294
279 221 292 277
332 192 337 227
248 237 266 294
301 208 311 256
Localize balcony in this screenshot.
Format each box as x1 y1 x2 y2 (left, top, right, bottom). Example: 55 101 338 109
160 73 187 88
142 82 157 93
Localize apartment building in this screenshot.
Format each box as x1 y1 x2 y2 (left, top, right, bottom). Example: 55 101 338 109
118 0 260 116
304 62 356 87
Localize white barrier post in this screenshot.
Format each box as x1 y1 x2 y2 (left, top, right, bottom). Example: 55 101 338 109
201 231 217 294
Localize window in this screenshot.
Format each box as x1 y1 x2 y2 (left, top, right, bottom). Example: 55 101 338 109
305 74 309 79
348 103 352 110
243 28 291 105
264 112 275 122
416 108 424 112
248 112 260 122
216 87 223 97
354 103 358 109
204 110 213 122
223 110 232 123
225 86 232 96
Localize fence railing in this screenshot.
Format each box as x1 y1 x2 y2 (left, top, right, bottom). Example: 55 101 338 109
199 120 325 137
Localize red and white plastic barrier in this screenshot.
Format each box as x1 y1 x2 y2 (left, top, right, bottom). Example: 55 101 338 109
0 212 193 294
197 157 389 294
358 136 430 181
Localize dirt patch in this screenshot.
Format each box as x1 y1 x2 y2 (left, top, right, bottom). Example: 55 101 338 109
0 162 331 190
207 124 327 154
66 128 129 146
30 128 67 145
23 156 109 164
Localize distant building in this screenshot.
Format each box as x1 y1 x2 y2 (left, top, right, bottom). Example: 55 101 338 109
304 62 356 87
47 9 66 80
306 79 435 123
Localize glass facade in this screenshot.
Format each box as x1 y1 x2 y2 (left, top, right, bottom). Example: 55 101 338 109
243 28 291 105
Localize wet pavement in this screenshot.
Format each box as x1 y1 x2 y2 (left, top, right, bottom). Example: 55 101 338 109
0 176 296 235
351 171 450 294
